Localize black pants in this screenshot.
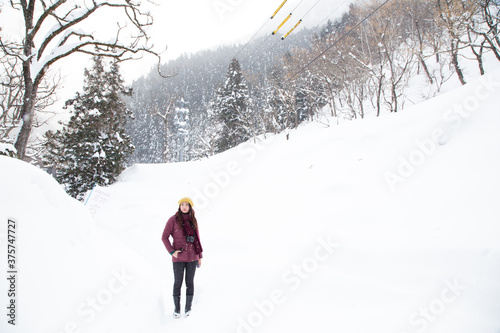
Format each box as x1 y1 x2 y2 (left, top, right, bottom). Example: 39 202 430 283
173 261 197 297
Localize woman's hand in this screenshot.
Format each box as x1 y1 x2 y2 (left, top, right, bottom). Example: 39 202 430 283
197 259 202 268
172 250 182 258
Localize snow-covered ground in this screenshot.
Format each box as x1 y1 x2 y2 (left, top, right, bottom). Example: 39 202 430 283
1 68 500 333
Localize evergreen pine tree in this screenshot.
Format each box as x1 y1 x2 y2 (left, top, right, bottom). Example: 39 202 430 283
169 98 190 162
265 65 294 133
211 58 251 153
43 56 134 200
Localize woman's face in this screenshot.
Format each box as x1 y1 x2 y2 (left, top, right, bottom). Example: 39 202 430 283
180 202 190 213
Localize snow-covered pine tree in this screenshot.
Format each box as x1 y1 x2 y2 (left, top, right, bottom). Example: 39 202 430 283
43 56 134 200
264 65 295 133
295 75 328 125
211 58 252 153
168 98 190 162
295 86 311 125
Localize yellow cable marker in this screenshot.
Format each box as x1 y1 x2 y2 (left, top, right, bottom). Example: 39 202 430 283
272 13 292 35
281 19 302 40
271 0 288 19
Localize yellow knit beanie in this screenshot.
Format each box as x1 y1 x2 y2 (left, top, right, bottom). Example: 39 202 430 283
178 197 194 207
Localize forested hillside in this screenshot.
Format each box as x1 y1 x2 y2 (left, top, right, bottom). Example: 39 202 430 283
126 0 500 164
126 27 317 163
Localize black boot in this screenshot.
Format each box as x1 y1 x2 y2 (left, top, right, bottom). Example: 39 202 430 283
185 295 194 317
173 296 181 319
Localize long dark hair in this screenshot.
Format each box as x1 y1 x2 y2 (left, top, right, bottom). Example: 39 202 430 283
176 204 198 230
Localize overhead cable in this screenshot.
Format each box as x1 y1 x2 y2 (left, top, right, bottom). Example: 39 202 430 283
272 13 293 35
281 0 320 40
234 0 290 59
271 0 288 19
291 0 391 79
244 0 322 68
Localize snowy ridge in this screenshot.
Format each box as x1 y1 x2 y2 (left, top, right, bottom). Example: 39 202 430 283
1 68 500 333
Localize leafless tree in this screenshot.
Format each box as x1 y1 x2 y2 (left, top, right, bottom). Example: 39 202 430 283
478 0 500 58
1 51 59 156
465 0 500 72
151 97 176 163
436 0 475 85
0 0 164 160
0 56 23 144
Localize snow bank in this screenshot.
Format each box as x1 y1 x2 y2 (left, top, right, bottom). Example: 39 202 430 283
0 157 162 333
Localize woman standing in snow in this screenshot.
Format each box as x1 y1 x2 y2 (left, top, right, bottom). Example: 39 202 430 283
162 197 203 318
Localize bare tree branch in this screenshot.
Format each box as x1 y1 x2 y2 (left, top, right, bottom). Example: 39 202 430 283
2 0 168 159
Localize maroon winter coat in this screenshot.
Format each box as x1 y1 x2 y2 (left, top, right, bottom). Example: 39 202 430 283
162 214 203 263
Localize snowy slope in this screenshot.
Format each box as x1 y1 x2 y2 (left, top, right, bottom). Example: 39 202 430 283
1 68 500 333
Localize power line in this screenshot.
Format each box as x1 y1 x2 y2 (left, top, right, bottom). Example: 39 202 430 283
239 0 306 66
234 0 290 59
234 18 270 60
301 0 322 21
271 0 289 19
281 19 303 40
291 0 307 12
281 0 322 41
272 12 294 35
316 0 351 29
271 0 306 35
234 0 351 64
240 34 274 65
243 0 323 68
291 0 391 79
